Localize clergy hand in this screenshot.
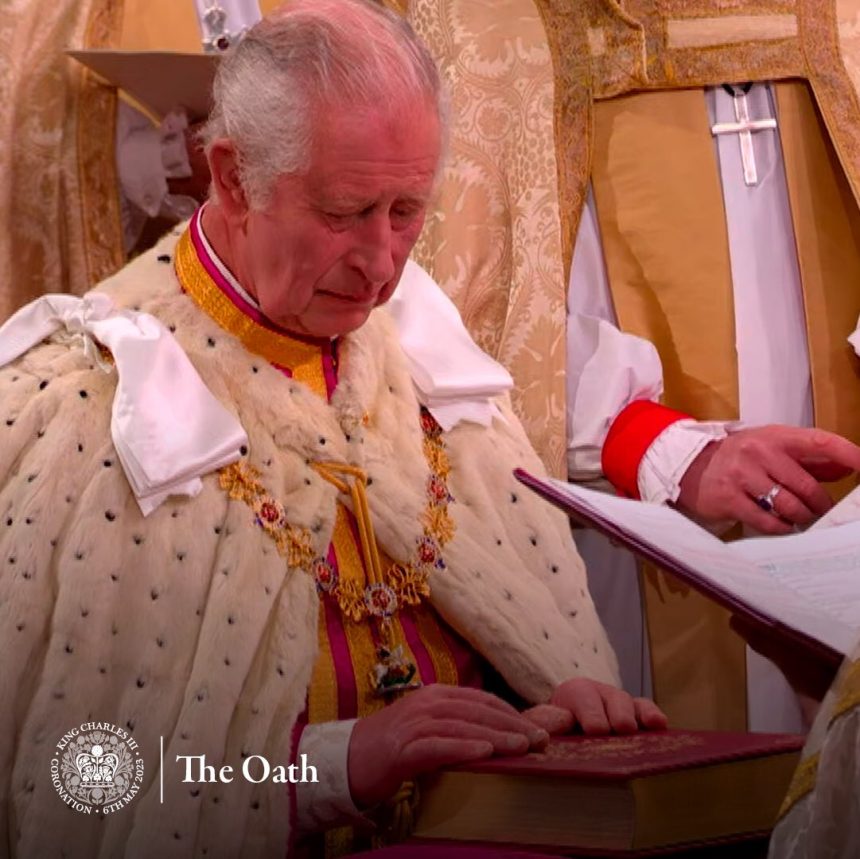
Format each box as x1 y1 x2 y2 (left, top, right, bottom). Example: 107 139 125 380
676 425 860 534
347 685 549 809
524 678 667 736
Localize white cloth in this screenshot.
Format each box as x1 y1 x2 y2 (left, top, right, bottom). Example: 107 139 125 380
116 102 198 252
769 661 860 857
388 260 513 430
567 83 807 731
295 720 367 834
709 84 812 430
0 291 248 515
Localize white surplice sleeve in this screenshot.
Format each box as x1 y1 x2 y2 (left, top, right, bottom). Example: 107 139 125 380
566 187 727 501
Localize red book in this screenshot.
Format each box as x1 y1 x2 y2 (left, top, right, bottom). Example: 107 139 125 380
412 730 803 855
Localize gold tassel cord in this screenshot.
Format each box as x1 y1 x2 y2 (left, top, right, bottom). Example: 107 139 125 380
312 462 386 588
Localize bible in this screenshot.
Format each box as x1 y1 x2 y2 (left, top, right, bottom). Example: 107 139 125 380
515 470 860 692
412 729 803 854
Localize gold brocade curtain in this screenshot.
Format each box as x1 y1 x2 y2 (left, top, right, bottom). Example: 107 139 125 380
408 0 569 477
0 0 126 323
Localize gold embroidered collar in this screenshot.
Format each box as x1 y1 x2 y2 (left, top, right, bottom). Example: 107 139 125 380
174 227 329 372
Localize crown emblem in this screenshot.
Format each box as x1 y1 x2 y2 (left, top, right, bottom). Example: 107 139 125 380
75 744 120 788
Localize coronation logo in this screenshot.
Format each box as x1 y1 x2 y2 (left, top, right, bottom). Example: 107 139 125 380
51 722 144 815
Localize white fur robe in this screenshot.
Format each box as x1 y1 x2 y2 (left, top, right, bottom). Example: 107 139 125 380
0 230 618 857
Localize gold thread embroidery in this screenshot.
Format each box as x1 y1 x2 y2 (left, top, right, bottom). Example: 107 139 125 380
77 0 125 286
218 463 316 569
412 604 459 687
305 409 455 623
830 659 860 726
175 228 331 384
217 413 454 626
777 752 820 820
308 601 339 724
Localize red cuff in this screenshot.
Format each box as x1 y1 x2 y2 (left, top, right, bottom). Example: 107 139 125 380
601 400 692 499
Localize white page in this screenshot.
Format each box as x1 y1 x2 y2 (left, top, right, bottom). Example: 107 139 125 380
730 525 860 644
546 478 859 655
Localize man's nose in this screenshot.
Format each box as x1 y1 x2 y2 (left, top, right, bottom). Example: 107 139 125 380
349 213 396 285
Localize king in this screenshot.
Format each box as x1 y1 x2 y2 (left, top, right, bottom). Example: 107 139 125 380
0 2 665 856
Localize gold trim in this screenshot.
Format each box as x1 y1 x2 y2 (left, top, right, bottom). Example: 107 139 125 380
801 0 860 208
830 659 860 725
413 605 459 687
219 463 316 569
77 0 125 284
666 14 798 49
175 228 331 381
332 506 393 717
777 752 820 820
532 0 593 280
308 601 339 724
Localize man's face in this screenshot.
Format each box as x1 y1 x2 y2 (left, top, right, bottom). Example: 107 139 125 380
240 103 441 339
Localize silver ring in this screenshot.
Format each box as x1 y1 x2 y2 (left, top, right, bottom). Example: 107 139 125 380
755 483 782 515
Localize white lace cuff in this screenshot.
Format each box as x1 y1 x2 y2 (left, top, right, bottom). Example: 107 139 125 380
637 419 730 505
295 719 367 835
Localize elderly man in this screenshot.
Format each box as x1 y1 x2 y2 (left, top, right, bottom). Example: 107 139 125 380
0 2 664 856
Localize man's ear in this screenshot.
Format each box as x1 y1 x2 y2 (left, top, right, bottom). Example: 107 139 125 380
207 139 249 222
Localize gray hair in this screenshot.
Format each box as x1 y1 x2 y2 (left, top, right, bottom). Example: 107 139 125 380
202 0 447 208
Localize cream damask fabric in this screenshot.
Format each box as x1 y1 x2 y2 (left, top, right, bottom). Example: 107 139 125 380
769 655 860 857
0 0 125 324
406 0 860 478
408 0 568 477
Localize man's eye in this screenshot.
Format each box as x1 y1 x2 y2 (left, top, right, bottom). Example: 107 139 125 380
325 211 356 226
391 205 420 223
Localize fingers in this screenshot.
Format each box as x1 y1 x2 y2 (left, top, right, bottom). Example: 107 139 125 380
764 454 833 518
678 426 856 529
552 679 614 735
406 717 532 756
398 737 493 776
800 459 852 483
522 704 574 736
782 428 860 473
422 684 524 718
552 679 669 736
601 687 639 735
732 494 794 535
634 697 669 730
405 685 548 746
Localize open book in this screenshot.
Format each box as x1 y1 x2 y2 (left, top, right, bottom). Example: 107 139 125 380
515 470 860 677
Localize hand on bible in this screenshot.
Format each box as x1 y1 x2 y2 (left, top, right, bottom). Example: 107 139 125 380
347 684 550 809
676 425 860 534
524 678 667 736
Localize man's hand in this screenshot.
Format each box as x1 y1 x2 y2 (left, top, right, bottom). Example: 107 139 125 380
347 685 549 809
525 678 668 736
677 426 860 534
